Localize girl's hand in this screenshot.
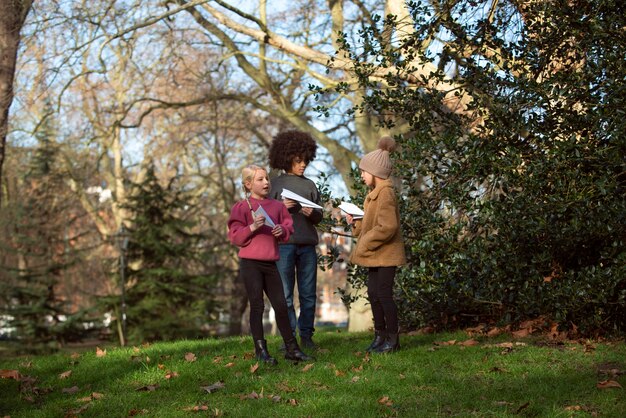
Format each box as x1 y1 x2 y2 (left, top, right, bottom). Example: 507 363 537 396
345 214 354 225
283 198 298 209
250 215 265 232
301 207 313 217
271 225 283 237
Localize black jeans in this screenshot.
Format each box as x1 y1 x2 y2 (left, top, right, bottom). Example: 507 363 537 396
367 266 398 334
239 258 293 342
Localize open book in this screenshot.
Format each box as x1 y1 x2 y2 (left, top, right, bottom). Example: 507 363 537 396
252 204 276 228
280 188 323 209
339 201 364 219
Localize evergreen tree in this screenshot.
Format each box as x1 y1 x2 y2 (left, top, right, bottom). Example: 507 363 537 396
113 163 218 343
0 110 87 352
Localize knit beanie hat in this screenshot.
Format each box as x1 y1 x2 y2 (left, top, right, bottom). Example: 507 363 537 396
359 136 397 179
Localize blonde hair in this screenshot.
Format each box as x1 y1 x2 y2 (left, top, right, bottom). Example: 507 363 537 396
241 165 268 194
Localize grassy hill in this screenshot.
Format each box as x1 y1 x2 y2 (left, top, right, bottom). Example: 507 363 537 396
1 330 625 417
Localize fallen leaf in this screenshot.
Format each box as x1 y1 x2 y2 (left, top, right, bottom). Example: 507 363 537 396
512 328 530 338
201 381 225 394
461 339 480 346
289 399 298 406
91 392 104 400
487 327 504 337
0 369 20 380
70 352 81 359
597 380 622 389
95 347 106 357
250 362 259 374
133 346 141 353
59 370 72 379
335 369 346 377
351 376 360 383
212 356 223 363
157 364 165 370
224 362 235 368
247 391 260 399
271 395 281 402
62 385 80 394
183 405 209 411
302 363 314 372
399 373 406 379
128 408 148 416
165 371 179 379
184 352 197 362
135 384 159 392
378 396 393 406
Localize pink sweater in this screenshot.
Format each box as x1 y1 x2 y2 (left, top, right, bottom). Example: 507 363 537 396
228 197 294 261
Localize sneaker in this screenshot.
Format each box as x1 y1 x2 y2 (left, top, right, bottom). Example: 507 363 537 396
300 336 317 350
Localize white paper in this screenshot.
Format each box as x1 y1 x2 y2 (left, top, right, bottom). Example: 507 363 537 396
252 204 276 228
280 188 323 209
339 201 364 219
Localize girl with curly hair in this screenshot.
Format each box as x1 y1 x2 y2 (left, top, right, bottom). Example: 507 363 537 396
268 130 322 350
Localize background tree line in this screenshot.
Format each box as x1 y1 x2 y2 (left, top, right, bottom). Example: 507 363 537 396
0 0 624 352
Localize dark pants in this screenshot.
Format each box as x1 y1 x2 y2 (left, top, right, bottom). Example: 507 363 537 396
367 266 398 334
239 258 294 342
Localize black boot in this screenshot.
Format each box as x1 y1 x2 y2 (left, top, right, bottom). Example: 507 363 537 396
284 339 314 362
374 333 400 353
365 330 386 352
254 339 277 365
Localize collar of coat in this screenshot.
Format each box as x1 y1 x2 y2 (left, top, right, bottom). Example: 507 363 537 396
367 178 394 201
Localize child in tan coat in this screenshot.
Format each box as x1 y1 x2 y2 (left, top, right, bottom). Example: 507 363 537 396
346 136 406 353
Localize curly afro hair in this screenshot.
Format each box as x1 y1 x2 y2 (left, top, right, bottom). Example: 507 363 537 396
268 130 318 171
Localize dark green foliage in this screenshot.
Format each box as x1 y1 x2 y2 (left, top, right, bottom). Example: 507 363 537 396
318 1 626 335
0 116 89 352
109 164 218 344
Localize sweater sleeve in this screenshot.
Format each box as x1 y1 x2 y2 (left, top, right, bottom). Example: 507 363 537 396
361 188 399 251
277 202 295 243
227 202 254 247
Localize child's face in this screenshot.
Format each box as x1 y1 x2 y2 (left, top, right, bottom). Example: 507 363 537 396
246 169 270 198
360 169 375 188
288 156 308 176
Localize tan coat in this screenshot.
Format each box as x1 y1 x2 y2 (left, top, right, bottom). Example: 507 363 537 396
350 178 406 267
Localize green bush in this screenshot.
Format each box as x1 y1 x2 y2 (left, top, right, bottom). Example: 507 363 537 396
322 1 626 335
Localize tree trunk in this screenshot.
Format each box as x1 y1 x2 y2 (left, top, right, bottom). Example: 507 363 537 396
0 0 32 206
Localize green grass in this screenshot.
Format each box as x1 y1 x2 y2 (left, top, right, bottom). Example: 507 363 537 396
1 331 625 417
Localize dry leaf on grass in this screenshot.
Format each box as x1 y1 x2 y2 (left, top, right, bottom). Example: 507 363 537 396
62 386 80 394
184 352 197 362
164 371 179 379
0 369 20 380
302 363 314 372
461 339 480 346
59 370 72 379
378 396 393 406
201 381 225 393
224 362 235 368
597 380 622 389
183 405 209 411
250 362 259 374
95 347 106 357
135 384 159 392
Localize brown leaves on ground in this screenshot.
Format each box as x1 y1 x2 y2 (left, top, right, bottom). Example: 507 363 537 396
250 362 259 374
201 381 225 394
136 384 159 392
596 380 622 389
378 396 393 407
184 352 197 362
59 370 72 379
95 347 107 357
463 316 585 342
0 369 20 380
